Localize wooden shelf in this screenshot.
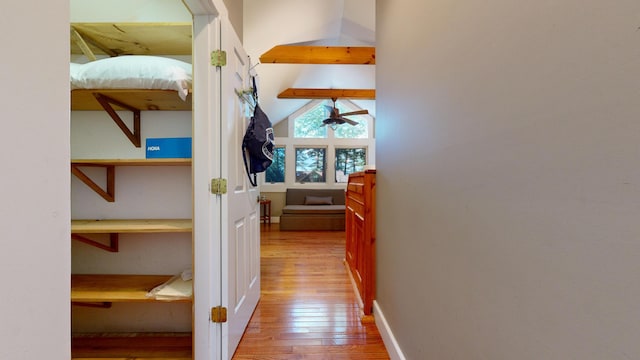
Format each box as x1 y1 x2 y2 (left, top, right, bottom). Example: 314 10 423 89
71 22 192 56
71 219 191 252
72 89 192 111
71 159 191 202
260 45 375 65
72 158 192 167
72 274 191 303
72 219 192 234
72 332 192 359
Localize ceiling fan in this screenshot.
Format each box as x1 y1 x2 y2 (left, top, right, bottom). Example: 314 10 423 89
322 98 369 128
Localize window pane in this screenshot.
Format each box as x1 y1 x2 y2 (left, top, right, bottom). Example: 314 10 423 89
265 146 285 183
295 147 326 183
335 148 366 183
333 116 368 139
294 103 328 138
333 102 368 139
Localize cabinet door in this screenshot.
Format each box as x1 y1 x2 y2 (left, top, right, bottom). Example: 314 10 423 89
353 211 366 301
345 206 357 273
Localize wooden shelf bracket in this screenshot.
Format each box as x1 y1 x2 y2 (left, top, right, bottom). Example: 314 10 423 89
72 233 119 252
93 93 141 147
71 163 115 202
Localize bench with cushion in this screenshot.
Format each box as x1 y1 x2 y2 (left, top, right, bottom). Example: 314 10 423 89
279 189 346 231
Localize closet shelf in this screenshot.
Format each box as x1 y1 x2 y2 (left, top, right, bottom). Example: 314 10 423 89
72 274 192 303
72 158 192 166
71 158 191 202
72 219 192 234
71 22 192 56
72 332 192 360
72 89 193 111
72 219 191 252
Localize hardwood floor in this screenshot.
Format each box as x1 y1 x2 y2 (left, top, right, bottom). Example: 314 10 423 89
232 224 389 359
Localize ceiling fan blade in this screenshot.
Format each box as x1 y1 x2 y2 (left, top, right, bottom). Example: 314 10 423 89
341 117 359 126
339 109 369 117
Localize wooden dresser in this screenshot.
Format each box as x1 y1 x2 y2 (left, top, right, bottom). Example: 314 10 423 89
345 169 376 316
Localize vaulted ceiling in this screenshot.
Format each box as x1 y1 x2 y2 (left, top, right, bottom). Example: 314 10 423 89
243 0 375 124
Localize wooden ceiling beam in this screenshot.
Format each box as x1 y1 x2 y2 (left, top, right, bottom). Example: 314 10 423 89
278 88 376 100
260 46 375 65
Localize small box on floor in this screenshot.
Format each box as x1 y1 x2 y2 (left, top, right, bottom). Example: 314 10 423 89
146 137 192 158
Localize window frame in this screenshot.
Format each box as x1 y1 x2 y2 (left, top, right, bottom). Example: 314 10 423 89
260 99 375 192
334 146 368 183
294 146 328 184
264 145 286 184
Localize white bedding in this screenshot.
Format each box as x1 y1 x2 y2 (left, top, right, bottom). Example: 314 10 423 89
70 56 192 100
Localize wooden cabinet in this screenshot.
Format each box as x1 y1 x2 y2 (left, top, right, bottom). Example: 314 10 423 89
345 169 376 316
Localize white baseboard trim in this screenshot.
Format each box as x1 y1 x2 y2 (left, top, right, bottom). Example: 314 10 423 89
374 300 406 360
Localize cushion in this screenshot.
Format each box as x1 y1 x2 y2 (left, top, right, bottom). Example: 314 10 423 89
71 55 192 100
304 195 333 205
282 205 345 214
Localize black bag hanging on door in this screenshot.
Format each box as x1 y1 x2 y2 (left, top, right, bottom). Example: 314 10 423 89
242 77 274 186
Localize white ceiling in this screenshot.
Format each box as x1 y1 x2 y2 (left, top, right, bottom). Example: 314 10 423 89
243 0 376 124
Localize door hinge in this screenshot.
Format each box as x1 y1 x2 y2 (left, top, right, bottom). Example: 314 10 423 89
211 306 228 323
211 50 227 67
211 178 228 195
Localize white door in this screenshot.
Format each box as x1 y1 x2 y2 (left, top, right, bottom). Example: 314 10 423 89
190 9 259 360
191 13 224 360
219 17 261 360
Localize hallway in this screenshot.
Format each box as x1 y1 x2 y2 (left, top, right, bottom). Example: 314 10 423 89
232 225 389 359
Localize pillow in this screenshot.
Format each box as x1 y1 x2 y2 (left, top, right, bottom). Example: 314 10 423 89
304 195 333 205
70 63 83 89
72 55 192 100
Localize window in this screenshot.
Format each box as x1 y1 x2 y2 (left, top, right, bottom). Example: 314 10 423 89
260 99 374 189
333 116 368 138
335 148 367 183
295 147 326 183
293 100 369 139
265 146 285 183
332 102 368 139
293 103 328 138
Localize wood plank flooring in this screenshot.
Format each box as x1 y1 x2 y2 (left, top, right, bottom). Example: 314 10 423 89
232 225 389 359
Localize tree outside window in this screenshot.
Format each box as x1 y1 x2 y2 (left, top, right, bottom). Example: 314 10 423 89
265 146 285 183
293 100 369 139
332 101 368 139
295 147 326 183
335 148 366 183
293 103 328 138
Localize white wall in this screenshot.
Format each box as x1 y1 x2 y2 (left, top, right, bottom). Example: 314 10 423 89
70 0 191 22
0 1 70 359
376 0 640 358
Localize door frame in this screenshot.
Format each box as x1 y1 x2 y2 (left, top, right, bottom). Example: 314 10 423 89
188 1 224 359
